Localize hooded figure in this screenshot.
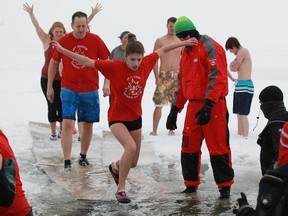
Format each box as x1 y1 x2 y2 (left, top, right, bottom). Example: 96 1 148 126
257 85 288 175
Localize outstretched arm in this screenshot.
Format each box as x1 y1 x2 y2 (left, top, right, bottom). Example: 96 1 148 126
50 41 95 68
23 3 49 48
87 3 102 24
155 38 198 57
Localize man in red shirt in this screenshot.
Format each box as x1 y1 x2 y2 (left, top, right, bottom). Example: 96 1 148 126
0 130 33 216
47 11 110 171
166 16 234 199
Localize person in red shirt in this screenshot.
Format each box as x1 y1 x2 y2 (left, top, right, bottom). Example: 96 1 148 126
50 36 196 203
0 130 33 216
47 11 110 171
23 3 102 141
166 16 234 199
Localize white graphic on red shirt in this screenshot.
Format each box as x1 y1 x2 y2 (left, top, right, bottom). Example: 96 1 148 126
71 45 88 69
124 76 143 99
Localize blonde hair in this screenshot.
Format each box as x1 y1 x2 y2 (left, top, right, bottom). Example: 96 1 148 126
48 21 67 39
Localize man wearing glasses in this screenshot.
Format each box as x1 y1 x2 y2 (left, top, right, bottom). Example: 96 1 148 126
166 16 234 199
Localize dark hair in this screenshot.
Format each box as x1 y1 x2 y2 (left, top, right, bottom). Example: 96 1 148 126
128 33 137 43
72 11 88 23
167 17 177 24
225 37 241 50
119 31 130 40
125 41 145 56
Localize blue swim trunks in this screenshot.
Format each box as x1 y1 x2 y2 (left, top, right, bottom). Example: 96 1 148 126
233 80 254 115
61 88 100 123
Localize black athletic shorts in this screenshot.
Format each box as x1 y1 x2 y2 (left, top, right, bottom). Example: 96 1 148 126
109 117 142 131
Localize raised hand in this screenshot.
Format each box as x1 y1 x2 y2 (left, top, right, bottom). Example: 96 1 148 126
23 2 34 15
91 3 102 16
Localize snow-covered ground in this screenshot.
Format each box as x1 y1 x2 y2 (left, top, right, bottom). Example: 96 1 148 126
1 1 288 215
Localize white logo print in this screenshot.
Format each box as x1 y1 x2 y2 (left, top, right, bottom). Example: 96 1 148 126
124 76 143 99
71 45 88 69
209 59 216 67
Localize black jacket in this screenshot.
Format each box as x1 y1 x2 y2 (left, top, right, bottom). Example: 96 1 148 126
236 164 288 216
257 101 288 175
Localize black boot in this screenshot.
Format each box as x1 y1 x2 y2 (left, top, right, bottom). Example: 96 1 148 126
219 186 230 199
181 186 196 193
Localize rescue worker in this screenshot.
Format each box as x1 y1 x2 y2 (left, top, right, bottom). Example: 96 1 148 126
166 16 234 199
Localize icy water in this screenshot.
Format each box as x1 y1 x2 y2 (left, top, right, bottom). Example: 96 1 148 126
14 123 260 216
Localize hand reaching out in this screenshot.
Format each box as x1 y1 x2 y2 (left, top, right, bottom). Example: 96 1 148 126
50 41 64 53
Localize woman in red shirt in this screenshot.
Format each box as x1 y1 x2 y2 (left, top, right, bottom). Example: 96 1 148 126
50 37 197 203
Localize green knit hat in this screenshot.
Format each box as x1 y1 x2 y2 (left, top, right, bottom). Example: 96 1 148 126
174 16 196 35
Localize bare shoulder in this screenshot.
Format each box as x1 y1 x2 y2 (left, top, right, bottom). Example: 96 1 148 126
155 35 180 47
239 47 250 56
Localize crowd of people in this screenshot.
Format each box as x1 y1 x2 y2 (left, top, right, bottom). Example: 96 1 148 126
0 2 288 215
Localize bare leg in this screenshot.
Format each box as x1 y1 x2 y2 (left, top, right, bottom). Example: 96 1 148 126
50 122 57 134
110 123 141 192
80 122 93 155
151 106 162 135
59 122 62 131
78 122 83 139
237 114 243 136
239 115 249 138
61 119 74 160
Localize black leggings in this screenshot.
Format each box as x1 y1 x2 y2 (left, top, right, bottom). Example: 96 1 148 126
40 78 62 123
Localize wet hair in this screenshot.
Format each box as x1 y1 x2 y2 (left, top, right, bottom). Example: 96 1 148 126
167 17 177 24
72 11 88 23
125 41 145 56
48 21 67 39
225 37 241 50
125 33 144 56
127 33 137 43
119 31 130 40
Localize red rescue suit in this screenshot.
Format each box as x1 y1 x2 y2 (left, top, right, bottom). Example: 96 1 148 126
174 35 234 189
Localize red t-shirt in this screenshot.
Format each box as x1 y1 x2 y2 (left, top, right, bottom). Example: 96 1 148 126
0 131 32 216
95 52 159 122
52 32 110 92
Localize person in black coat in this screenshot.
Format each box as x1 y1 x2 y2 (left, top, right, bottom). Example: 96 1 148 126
257 86 288 175
233 122 288 216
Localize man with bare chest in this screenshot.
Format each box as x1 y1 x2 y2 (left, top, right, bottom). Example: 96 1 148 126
226 37 254 139
150 17 182 136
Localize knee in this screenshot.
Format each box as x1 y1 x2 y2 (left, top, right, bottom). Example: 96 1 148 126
63 121 74 131
125 144 137 156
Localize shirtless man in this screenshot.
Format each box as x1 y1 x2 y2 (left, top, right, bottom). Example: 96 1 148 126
150 17 182 136
225 37 254 138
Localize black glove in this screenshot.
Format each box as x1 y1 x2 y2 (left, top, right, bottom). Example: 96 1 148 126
237 192 249 207
0 158 16 207
4 158 16 187
233 192 254 215
195 99 215 126
166 105 180 130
